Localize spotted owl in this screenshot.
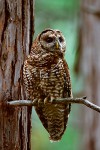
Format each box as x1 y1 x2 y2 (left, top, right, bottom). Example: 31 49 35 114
23 29 72 142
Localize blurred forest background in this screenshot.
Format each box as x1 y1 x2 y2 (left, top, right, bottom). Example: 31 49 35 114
31 0 100 150
32 0 80 150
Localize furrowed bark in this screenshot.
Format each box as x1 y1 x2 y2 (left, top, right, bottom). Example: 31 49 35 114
0 0 34 149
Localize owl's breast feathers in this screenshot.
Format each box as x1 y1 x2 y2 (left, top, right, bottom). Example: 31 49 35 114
23 53 72 142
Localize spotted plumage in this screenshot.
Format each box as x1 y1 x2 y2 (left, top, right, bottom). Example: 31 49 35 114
23 29 72 141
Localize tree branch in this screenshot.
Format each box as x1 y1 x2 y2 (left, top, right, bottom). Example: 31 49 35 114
7 97 100 113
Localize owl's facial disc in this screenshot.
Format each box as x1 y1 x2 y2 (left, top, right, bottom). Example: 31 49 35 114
39 29 66 55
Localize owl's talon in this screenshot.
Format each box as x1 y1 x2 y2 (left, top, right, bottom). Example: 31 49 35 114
33 99 38 104
50 96 55 103
38 99 42 107
44 97 49 105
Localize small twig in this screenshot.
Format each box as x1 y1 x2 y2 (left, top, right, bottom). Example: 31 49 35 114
7 100 35 106
7 97 100 113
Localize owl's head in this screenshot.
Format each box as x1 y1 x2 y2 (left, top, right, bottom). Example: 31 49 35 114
38 29 66 56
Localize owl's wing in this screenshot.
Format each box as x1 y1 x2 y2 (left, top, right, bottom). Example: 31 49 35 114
35 105 48 131
23 57 49 130
63 59 72 114
63 59 72 98
61 59 72 133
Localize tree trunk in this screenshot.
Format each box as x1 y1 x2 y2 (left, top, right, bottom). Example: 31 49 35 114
0 0 34 149
79 0 100 150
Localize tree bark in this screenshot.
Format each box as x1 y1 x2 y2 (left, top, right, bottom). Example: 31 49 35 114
79 0 100 150
0 0 34 149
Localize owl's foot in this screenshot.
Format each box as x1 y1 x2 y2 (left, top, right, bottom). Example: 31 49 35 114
33 99 41 107
33 99 38 104
44 97 49 105
50 96 55 102
44 96 55 105
37 99 43 107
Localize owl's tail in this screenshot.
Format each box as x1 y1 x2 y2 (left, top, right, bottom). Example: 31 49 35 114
47 104 69 142
48 120 68 142
35 103 70 142
49 135 62 143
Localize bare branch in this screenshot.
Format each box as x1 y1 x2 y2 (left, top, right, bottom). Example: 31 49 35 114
7 97 100 113
7 100 35 106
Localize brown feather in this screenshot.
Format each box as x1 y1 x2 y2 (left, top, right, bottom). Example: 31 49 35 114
23 29 72 141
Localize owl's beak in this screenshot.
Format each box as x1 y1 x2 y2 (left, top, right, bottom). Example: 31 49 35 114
55 41 61 49
55 42 59 49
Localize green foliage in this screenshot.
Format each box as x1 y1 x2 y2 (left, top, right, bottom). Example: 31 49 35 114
35 0 79 18
34 0 80 35
32 0 81 149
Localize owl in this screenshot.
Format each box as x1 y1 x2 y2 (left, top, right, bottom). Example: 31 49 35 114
23 29 72 142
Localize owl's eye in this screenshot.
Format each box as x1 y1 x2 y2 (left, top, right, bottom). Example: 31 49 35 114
45 37 53 43
59 36 64 42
